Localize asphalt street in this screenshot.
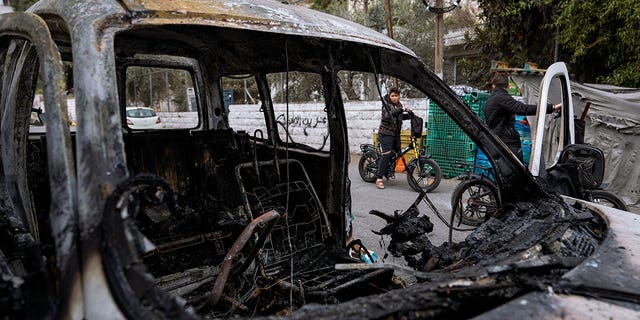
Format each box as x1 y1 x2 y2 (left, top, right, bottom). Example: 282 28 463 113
347 153 640 277
348 154 468 274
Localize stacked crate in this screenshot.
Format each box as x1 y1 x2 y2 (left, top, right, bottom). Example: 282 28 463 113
425 92 490 177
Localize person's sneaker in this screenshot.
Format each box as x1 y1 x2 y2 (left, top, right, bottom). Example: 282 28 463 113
376 179 385 189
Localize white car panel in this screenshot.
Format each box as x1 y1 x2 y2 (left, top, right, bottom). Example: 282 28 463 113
529 62 576 176
126 107 160 129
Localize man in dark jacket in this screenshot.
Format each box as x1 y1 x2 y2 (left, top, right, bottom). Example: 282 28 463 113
376 87 412 189
484 74 561 162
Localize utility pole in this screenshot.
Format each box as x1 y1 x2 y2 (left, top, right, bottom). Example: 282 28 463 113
384 0 394 39
422 0 460 80
384 0 398 87
364 0 371 99
434 0 444 79
164 71 169 111
149 73 153 108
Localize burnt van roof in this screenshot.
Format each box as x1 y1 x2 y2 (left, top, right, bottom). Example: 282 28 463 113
26 0 414 57
116 0 415 56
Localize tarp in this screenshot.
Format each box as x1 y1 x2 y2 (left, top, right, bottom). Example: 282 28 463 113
511 75 639 209
570 82 640 135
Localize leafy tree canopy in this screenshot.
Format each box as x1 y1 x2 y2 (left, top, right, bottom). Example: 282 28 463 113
9 0 639 87
477 0 640 87
555 0 640 86
311 0 438 70
474 0 557 84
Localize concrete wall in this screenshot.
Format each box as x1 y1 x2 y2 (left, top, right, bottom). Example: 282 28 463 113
157 111 198 128
227 98 429 153
44 97 427 155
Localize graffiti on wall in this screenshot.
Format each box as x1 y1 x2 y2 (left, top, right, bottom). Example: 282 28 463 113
276 113 327 134
276 113 329 149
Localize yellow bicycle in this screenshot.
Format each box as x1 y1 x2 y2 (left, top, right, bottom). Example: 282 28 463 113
359 135 442 193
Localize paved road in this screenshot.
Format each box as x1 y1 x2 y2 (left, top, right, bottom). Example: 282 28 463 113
348 154 469 273
347 153 639 273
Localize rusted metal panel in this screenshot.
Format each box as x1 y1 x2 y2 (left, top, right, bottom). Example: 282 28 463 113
20 2 133 318
204 209 280 309
0 11 73 248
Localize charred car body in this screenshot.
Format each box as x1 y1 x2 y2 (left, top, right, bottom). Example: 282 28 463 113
0 0 639 319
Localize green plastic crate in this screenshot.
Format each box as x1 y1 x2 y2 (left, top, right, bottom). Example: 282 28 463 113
426 116 472 141
425 137 477 178
423 92 490 177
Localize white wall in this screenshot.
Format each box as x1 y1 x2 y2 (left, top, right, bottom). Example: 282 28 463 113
227 98 429 153
0 4 12 14
40 96 428 154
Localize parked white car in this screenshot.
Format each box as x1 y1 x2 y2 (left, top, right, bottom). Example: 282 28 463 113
126 107 161 129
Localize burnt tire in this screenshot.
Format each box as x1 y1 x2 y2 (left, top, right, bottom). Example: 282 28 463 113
358 154 378 183
101 174 196 320
451 179 500 226
407 158 442 193
588 190 628 211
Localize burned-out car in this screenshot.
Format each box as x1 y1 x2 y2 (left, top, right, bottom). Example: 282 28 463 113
1 0 639 319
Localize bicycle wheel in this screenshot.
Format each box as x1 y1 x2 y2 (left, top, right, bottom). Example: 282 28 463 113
358 154 378 183
588 190 628 211
407 157 442 193
451 179 500 226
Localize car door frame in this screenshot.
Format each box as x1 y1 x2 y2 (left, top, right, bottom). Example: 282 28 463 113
529 62 575 176
0 11 80 318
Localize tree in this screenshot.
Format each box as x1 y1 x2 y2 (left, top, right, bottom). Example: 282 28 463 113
268 72 324 103
312 0 438 91
311 0 347 11
126 67 192 111
445 5 477 30
473 0 558 85
475 0 640 87
555 0 640 87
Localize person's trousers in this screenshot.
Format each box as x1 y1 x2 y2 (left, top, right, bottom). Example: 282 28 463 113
377 134 399 179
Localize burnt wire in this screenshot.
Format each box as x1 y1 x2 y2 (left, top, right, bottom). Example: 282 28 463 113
404 189 478 245
239 265 261 305
366 49 383 100
284 40 295 310
408 182 478 231
366 49 400 134
366 49 476 242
